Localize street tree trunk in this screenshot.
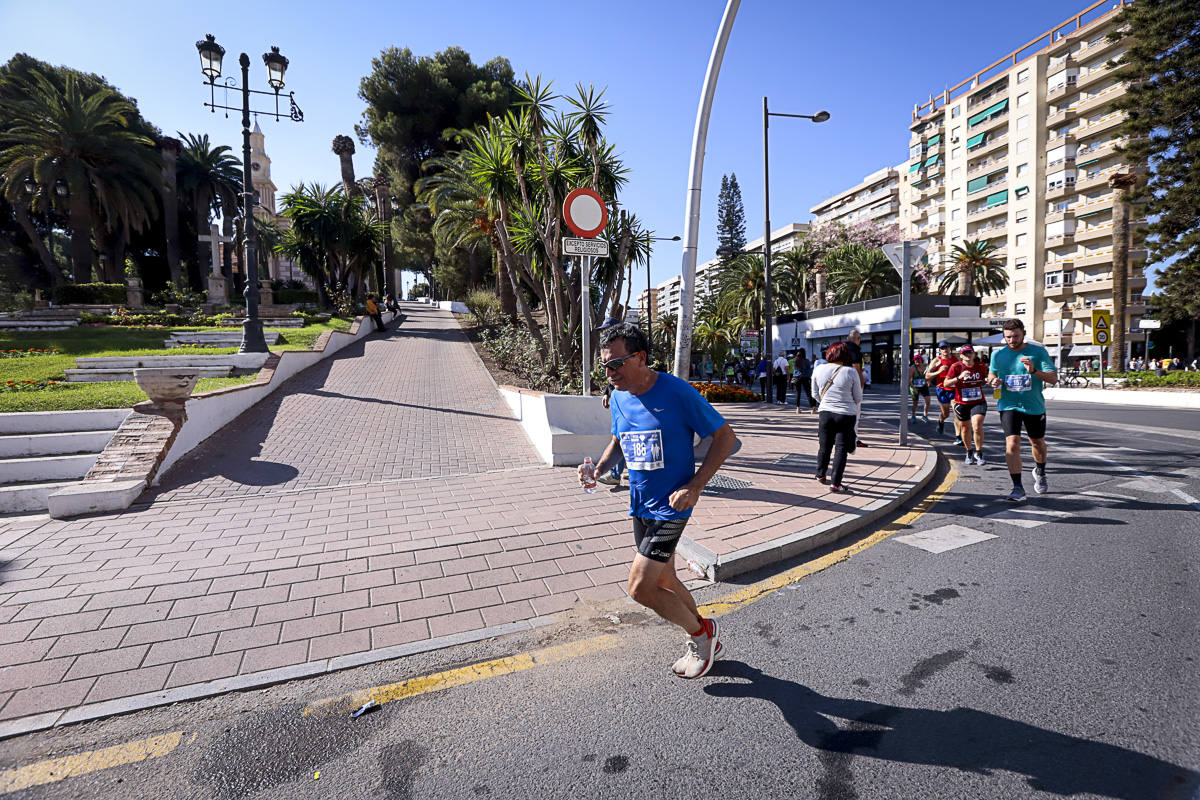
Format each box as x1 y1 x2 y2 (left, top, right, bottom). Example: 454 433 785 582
332 136 358 197
68 181 93 284
159 137 184 288
15 207 66 285
814 264 827 310
1109 173 1137 370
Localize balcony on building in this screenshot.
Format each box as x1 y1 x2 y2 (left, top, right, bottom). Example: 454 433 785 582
967 99 1010 136
966 79 1009 110
1047 70 1079 103
1076 29 1121 59
1045 217 1076 248
967 190 1009 221
970 219 1007 241
1076 60 1115 91
1077 110 1125 140
966 129 1009 158
1046 102 1080 129
967 171 1007 198
1046 171 1078 202
1074 82 1126 117
1074 193 1116 217
967 152 1008 176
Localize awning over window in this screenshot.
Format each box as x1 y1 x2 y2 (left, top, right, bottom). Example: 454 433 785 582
927 133 942 146
984 190 1009 207
909 162 922 173
923 154 941 168
968 98 1009 127
966 132 987 148
967 176 989 193
1077 158 1100 168
1014 186 1030 198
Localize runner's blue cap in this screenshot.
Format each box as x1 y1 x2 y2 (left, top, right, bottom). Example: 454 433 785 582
938 340 951 348
598 317 621 330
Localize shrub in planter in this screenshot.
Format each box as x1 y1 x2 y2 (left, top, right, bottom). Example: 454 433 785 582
49 283 126 305
1126 371 1200 388
464 289 502 328
690 382 763 403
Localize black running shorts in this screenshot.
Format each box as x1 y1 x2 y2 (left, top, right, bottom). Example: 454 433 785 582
632 517 688 563
954 401 987 422
1000 409 1047 439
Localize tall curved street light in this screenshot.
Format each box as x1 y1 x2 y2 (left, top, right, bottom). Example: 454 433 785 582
761 101 829 372
195 34 304 354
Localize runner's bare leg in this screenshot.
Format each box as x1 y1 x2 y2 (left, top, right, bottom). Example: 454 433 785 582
628 554 702 632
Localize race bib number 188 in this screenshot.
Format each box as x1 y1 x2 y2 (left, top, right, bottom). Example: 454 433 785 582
620 430 664 471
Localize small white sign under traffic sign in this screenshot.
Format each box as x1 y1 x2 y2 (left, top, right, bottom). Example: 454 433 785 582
563 237 610 257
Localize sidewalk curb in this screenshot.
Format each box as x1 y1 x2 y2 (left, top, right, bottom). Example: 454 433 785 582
0 615 559 742
677 435 939 582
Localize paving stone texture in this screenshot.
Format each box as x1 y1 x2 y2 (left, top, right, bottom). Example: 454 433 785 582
0 303 931 731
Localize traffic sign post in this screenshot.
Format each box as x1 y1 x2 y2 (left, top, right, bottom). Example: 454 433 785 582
882 240 927 446
1092 309 1112 389
562 189 610 398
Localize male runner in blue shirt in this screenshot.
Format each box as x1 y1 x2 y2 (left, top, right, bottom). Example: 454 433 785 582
581 323 736 679
987 318 1058 501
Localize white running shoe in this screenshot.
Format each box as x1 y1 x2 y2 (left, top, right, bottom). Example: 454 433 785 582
673 618 720 679
1005 486 1027 502
596 472 620 486
1033 468 1048 494
975 452 986 466
964 452 976 466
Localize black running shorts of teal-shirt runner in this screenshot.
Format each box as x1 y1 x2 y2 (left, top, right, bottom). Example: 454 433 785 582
632 517 689 563
1000 409 1047 439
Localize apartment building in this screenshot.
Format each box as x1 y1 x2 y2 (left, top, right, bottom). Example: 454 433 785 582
901 0 1147 360
637 287 660 324
810 166 903 229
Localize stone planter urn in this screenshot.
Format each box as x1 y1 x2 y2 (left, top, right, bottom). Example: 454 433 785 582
125 277 144 309
134 368 200 405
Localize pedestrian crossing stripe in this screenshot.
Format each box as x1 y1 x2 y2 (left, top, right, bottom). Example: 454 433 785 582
982 507 1071 528
893 524 998 553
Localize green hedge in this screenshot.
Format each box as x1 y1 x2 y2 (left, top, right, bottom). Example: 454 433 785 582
1127 371 1200 388
50 283 125 305
275 288 318 304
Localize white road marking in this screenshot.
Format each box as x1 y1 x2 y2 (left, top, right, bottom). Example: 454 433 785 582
1118 478 1184 494
1170 488 1200 512
894 525 998 553
982 507 1072 528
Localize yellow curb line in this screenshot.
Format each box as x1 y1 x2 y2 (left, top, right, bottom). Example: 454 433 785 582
303 634 624 718
0 731 183 795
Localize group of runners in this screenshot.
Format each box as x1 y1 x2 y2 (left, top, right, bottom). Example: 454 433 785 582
576 317 1059 681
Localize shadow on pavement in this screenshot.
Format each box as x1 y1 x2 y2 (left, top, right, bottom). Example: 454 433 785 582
704 660 1198 799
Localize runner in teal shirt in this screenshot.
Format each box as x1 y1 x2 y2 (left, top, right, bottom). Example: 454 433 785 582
986 319 1059 502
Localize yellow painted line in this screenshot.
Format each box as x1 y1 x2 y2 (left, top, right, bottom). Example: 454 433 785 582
304 634 622 717
700 460 958 618
0 731 183 795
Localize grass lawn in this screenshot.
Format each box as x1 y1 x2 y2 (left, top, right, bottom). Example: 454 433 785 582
0 318 352 412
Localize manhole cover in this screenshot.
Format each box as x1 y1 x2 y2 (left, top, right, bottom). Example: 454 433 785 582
702 473 754 496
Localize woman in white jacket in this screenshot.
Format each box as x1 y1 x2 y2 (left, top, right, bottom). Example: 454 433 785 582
810 341 864 492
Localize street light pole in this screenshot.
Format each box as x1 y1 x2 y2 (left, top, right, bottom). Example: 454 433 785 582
195 34 303 355
646 234 680 362
761 100 829 386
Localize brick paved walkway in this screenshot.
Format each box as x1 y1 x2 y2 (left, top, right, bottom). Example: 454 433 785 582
145 303 540 502
0 306 934 736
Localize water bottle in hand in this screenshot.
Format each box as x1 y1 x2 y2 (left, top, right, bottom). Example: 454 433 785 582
581 457 597 494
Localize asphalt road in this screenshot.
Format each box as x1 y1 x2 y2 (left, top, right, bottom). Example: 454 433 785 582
3 398 1198 799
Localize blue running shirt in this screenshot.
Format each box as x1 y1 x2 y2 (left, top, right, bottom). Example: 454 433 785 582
991 343 1056 415
610 372 727 520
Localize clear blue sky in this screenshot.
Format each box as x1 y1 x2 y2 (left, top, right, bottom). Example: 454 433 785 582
2 0 1118 293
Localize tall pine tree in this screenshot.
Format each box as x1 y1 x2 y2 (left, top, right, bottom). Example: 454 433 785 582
716 172 747 260
1109 0 1200 268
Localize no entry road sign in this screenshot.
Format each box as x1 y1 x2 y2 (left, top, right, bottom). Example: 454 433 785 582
562 188 608 238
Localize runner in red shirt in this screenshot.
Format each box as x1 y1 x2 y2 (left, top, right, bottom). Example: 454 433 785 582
944 345 989 465
925 341 962 443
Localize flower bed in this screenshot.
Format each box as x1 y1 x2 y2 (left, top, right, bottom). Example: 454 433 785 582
2 378 63 392
691 382 762 403
1 348 60 358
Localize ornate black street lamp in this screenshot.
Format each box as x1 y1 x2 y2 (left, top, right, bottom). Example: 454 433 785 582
195 34 304 353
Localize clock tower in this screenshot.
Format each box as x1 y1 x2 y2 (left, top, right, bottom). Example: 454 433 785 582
249 120 277 216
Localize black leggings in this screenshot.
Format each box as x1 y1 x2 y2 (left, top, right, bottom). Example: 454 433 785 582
795 376 815 408
816 411 858 485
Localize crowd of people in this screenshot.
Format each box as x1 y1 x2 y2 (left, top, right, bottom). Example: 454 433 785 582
1127 356 1197 373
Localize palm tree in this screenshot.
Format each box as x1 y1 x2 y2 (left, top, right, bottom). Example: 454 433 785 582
177 133 241 290
0 69 160 283
826 243 900 303
939 239 1007 296
276 182 382 301
716 253 766 334
693 307 737 376
773 242 817 313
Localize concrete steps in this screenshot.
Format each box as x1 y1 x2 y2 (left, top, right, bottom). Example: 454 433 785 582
219 318 303 328
65 366 234 383
166 331 281 348
0 409 128 513
65 353 270 382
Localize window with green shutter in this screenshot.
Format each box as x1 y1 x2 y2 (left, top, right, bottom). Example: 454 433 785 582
967 176 989 193
968 99 1009 127
966 132 987 148
927 134 942 146
984 190 1009 207
923 154 941 168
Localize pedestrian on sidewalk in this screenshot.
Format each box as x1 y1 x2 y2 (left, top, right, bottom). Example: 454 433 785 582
365 294 386 332
773 351 790 404
793 349 816 413
384 293 400 315
583 323 737 679
845 330 870 448
812 341 863 493
755 356 770 399
986 318 1058 502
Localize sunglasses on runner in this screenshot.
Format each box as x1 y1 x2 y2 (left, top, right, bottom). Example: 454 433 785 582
600 352 641 370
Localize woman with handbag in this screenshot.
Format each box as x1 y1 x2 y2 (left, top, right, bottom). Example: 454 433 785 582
810 341 863 493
